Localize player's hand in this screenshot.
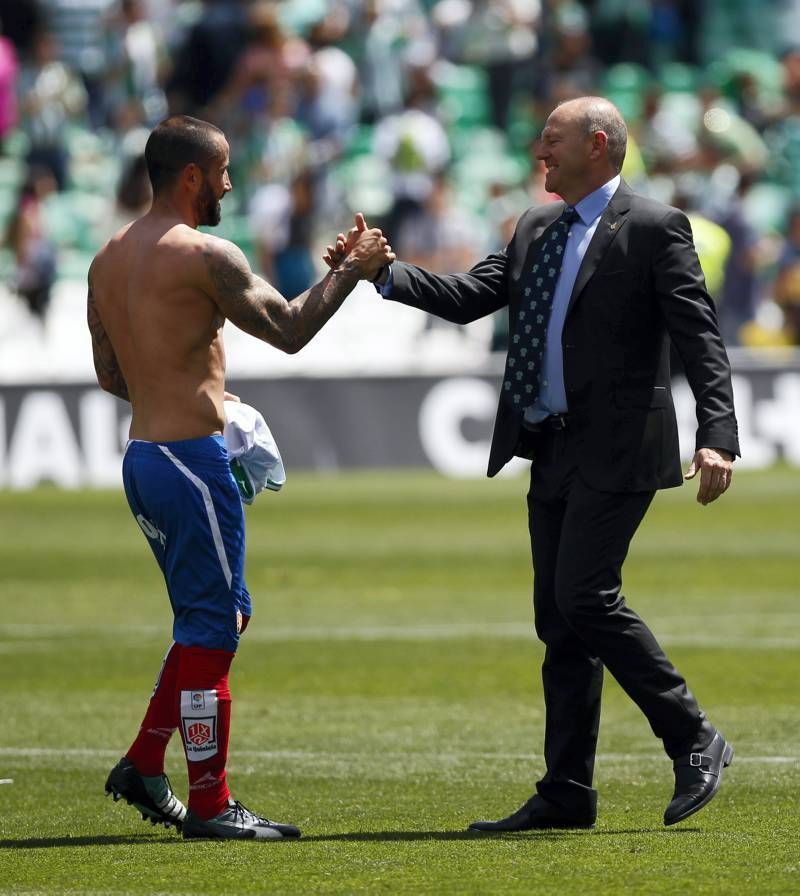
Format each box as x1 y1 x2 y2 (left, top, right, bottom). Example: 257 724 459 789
323 213 367 269
322 232 347 270
340 212 395 281
684 447 734 505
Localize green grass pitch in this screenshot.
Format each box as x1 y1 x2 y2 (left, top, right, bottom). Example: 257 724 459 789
0 468 798 895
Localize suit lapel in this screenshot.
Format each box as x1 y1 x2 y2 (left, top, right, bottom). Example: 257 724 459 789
566 181 633 316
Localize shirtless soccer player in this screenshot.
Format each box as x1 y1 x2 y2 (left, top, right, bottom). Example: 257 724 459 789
88 115 393 841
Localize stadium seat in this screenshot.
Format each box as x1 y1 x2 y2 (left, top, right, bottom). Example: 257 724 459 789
707 47 784 111
43 191 110 253
0 156 23 191
0 247 15 281
742 182 792 235
0 186 18 233
602 63 651 122
332 154 394 218
0 129 29 159
201 214 257 267
435 63 490 129
448 125 509 164
765 117 800 195
42 193 85 249
452 151 527 215
344 124 376 160
56 249 95 283
658 62 698 95
506 97 540 154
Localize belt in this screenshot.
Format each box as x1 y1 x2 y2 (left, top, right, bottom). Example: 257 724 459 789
523 413 569 433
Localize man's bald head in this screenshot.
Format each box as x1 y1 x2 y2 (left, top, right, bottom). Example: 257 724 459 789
556 97 628 173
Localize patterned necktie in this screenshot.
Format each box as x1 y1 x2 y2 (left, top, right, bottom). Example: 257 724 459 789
502 206 578 412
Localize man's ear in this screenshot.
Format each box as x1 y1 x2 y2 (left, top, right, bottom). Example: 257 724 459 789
591 130 609 159
183 162 202 191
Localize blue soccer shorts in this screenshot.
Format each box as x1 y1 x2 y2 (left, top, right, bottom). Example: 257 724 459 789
122 434 252 653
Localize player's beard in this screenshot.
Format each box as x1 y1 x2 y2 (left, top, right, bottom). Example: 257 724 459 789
197 178 222 227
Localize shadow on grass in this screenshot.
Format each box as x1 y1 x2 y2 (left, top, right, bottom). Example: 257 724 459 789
0 828 702 848
300 827 701 842
0 834 175 849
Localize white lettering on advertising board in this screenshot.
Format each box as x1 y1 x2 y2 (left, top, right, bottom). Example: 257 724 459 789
418 374 800 478
0 375 797 486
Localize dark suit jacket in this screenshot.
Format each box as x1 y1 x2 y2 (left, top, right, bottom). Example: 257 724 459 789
386 180 740 490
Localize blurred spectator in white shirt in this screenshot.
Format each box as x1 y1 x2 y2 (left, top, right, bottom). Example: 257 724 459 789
41 0 114 127
17 28 88 189
102 0 167 131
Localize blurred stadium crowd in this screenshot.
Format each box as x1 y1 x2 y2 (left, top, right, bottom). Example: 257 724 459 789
3 0 800 359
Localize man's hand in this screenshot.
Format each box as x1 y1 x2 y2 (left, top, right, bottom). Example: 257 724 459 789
322 232 347 270
323 213 394 280
684 447 734 505
325 212 367 268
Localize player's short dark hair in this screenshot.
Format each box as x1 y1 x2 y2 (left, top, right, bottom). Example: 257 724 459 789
144 115 224 195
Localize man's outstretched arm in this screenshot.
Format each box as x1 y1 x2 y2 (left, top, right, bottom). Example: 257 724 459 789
202 214 394 353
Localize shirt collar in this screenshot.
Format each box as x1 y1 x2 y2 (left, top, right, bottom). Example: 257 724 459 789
573 175 621 226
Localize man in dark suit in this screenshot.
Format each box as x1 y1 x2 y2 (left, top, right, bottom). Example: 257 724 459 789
329 96 738 829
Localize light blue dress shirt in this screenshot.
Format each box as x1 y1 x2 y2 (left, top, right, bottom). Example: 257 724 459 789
376 174 621 423
524 175 620 425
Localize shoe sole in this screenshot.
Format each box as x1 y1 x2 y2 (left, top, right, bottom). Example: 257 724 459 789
183 826 298 841
105 779 184 832
663 743 734 827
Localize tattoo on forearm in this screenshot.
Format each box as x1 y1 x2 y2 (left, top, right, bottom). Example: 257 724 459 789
289 255 361 348
87 276 129 401
203 238 362 351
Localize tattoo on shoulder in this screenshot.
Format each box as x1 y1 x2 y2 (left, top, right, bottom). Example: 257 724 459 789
203 239 251 300
201 237 287 337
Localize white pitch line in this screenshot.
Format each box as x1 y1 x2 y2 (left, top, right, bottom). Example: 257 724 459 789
0 622 799 648
0 778 13 784
0 747 797 764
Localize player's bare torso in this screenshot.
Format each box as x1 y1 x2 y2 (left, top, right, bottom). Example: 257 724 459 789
90 215 227 442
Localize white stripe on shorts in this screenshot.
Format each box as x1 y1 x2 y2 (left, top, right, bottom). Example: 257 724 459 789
158 445 233 589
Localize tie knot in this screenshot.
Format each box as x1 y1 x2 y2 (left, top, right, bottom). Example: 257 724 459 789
561 206 578 224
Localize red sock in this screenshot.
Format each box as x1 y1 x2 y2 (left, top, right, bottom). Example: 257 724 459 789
126 642 182 776
177 645 235 820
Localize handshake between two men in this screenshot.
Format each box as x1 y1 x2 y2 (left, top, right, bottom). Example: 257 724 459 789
322 213 391 285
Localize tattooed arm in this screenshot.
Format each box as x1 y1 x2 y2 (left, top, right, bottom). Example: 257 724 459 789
201 221 394 353
87 265 129 401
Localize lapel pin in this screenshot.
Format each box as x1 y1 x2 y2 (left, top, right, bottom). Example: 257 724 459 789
608 220 618 231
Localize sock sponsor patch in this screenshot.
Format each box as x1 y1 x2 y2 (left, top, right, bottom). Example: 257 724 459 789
190 770 221 792
180 689 219 761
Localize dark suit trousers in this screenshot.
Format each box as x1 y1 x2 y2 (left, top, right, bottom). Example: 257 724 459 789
525 426 713 816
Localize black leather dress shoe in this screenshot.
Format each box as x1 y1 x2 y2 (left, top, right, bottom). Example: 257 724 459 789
664 731 734 826
469 794 596 832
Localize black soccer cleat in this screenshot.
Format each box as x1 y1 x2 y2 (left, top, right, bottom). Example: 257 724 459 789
182 798 301 840
105 757 187 831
